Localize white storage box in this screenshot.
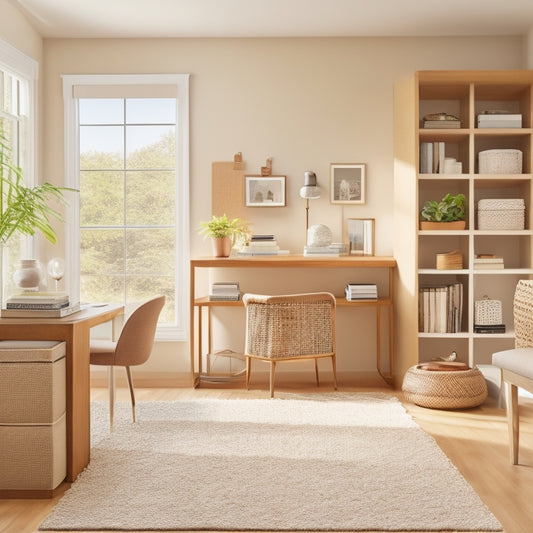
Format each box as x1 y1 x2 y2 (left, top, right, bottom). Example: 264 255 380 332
477 198 525 230
477 114 522 128
478 149 522 174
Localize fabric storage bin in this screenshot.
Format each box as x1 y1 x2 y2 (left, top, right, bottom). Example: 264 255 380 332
478 149 522 174
477 198 525 230
0 340 66 492
0 414 66 490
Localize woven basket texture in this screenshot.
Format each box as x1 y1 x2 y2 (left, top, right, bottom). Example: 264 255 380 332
514 280 533 348
478 148 522 174
244 293 335 359
475 298 502 326
402 366 488 409
477 199 525 230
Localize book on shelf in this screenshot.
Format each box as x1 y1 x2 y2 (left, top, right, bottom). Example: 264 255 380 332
419 282 463 334
419 141 445 173
474 324 506 334
7 291 69 303
473 254 504 269
423 120 461 129
6 300 70 310
345 283 378 300
1 303 81 318
209 282 240 301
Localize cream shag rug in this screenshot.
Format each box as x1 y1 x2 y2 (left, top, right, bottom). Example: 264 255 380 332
39 393 501 531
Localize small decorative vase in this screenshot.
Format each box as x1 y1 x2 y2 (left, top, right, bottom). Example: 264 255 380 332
13 259 43 291
212 237 232 257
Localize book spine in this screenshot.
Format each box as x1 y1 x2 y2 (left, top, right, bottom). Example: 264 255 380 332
6 302 70 310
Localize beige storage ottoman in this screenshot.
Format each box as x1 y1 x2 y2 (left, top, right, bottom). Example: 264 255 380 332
0 340 67 492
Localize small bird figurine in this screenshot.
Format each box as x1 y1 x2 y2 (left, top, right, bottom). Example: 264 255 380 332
438 350 457 362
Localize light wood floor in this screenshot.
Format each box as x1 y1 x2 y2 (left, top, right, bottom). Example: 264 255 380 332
1 374 533 533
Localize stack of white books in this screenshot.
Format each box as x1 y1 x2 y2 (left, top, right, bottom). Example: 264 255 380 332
238 235 289 256
209 282 240 301
345 283 378 301
473 254 504 270
304 243 348 257
1 291 80 317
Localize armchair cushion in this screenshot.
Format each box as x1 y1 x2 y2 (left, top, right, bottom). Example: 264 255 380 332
492 347 533 380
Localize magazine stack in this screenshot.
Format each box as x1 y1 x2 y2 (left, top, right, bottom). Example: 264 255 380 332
1 292 80 318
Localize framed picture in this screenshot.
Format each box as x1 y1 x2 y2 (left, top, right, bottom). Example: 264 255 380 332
244 176 286 207
345 218 375 256
330 163 366 204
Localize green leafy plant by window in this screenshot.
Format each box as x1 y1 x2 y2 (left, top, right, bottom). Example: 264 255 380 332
420 193 466 223
199 214 251 246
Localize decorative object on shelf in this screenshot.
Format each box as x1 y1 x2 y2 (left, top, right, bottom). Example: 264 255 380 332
420 193 466 230
299 171 321 245
436 249 463 270
307 224 332 247
47 257 66 291
260 157 273 176
443 157 462 174
478 148 522 174
13 259 44 291
198 214 251 258
422 112 461 129
477 111 522 129
244 175 285 207
477 198 525 230
474 295 505 333
345 218 374 256
330 163 365 204
437 350 457 362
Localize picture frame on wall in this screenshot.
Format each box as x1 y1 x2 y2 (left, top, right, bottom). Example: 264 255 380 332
330 163 366 204
244 176 286 207
345 218 375 256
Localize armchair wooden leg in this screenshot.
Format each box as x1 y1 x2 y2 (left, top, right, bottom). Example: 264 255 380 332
506 381 519 465
270 361 276 398
125 366 136 424
107 366 115 432
245 357 251 390
331 354 338 390
314 359 319 387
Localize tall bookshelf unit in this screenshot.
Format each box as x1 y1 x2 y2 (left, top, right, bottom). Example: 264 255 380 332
394 70 533 384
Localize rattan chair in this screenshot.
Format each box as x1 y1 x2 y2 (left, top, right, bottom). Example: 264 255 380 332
242 292 337 398
90 295 165 431
492 280 533 464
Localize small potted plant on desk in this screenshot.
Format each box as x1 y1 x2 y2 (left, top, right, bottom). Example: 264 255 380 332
199 214 251 257
420 193 467 230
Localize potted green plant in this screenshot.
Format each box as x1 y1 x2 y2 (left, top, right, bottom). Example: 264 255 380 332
420 193 467 230
199 214 251 257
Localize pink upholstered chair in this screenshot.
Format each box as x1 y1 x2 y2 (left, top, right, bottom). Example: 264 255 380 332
243 292 337 398
90 295 165 431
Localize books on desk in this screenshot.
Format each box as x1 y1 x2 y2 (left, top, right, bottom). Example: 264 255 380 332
237 234 290 256
209 282 241 301
1 303 81 318
304 243 349 257
345 283 378 301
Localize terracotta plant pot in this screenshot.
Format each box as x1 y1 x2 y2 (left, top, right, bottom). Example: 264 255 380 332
211 236 232 257
420 220 466 231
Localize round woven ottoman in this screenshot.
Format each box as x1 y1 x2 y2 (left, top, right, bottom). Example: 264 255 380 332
402 364 488 409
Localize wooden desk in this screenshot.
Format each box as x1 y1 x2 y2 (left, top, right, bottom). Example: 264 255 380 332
190 255 396 386
0 303 124 483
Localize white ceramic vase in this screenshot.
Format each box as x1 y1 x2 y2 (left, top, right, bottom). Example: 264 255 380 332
13 259 43 291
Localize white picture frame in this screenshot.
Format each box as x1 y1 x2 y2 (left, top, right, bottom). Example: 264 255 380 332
330 163 366 204
345 218 375 256
244 176 286 207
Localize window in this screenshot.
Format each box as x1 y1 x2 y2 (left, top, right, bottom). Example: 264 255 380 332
0 39 38 300
63 75 190 340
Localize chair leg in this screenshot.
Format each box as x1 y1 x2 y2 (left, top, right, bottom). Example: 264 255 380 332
107 366 115 432
245 357 251 390
506 381 519 465
270 361 276 398
332 354 338 390
125 366 136 424
314 359 319 387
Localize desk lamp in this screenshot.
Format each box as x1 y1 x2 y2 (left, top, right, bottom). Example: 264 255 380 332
299 171 321 245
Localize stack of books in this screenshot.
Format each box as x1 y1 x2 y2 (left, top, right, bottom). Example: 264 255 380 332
1 292 80 318
473 254 504 270
345 283 378 301
420 142 446 173
474 323 506 334
304 243 348 257
418 282 463 333
238 235 289 256
422 113 461 129
209 282 240 301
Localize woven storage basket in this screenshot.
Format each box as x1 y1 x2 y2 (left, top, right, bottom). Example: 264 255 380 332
475 297 502 325
477 198 525 230
402 365 488 409
478 149 522 174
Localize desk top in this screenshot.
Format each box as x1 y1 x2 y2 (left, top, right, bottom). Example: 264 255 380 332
0 303 124 326
191 255 397 268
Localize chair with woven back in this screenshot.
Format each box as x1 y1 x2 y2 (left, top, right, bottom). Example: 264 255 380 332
492 279 533 464
242 292 337 398
90 295 165 431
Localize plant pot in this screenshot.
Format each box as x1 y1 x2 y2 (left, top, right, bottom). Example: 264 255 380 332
420 221 466 231
211 237 232 257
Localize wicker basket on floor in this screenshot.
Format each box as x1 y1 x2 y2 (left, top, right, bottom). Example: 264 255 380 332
402 365 488 409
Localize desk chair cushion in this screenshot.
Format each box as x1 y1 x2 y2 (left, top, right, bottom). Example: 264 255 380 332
89 339 117 366
492 347 533 380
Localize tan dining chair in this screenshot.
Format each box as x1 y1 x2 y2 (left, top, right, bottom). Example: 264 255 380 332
492 280 533 464
242 292 337 398
90 295 165 431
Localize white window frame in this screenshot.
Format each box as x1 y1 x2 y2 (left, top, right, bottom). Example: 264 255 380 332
62 74 190 341
0 38 39 260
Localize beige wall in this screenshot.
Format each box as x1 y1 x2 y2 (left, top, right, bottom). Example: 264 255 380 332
1 7 528 381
